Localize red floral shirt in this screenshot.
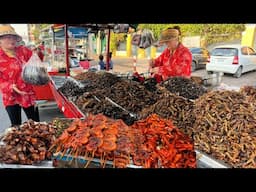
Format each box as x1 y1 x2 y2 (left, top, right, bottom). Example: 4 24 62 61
0 46 36 108
154 43 192 81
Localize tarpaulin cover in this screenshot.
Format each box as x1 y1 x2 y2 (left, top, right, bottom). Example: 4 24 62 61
54 27 88 38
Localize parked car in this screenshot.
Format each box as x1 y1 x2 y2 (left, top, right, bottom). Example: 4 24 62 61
206 44 256 78
189 47 210 72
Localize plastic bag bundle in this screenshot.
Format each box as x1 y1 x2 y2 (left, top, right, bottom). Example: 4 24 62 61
22 53 50 85
113 24 129 33
139 29 155 49
131 29 155 49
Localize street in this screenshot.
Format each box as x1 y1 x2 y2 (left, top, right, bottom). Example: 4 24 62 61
0 97 64 134
1 57 255 133
193 68 256 87
107 57 256 87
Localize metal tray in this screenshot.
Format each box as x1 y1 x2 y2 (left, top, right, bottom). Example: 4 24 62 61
53 153 142 168
54 151 224 168
0 151 230 168
196 150 230 168
50 76 68 89
0 161 53 168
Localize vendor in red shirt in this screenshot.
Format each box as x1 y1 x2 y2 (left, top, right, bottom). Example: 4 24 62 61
149 26 192 82
0 24 39 127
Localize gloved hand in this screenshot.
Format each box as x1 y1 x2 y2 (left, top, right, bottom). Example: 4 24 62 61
152 74 163 83
132 72 145 83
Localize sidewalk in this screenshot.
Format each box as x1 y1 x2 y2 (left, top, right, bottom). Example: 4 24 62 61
90 56 150 74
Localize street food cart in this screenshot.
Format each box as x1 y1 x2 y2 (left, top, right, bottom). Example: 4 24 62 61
39 24 127 118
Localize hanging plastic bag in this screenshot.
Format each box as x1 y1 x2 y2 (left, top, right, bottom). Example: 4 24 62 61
113 24 130 33
139 29 155 49
131 33 141 46
22 53 50 85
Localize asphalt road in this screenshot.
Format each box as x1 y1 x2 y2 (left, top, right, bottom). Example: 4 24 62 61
1 57 255 133
107 57 256 87
192 68 256 87
0 97 64 134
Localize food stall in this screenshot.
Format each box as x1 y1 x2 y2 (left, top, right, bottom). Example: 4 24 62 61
41 24 117 76
42 24 130 118
1 75 239 169
5 24 252 168
45 72 231 168
48 74 256 168
49 76 85 118
0 116 230 168
32 24 90 104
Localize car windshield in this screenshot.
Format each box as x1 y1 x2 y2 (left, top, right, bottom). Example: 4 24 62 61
189 48 201 54
211 48 238 56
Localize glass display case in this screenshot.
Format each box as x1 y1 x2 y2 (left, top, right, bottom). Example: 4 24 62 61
40 25 89 75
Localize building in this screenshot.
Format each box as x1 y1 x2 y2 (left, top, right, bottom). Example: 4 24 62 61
27 24 37 43
11 24 29 44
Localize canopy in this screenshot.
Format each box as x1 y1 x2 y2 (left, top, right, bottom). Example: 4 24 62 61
53 26 88 38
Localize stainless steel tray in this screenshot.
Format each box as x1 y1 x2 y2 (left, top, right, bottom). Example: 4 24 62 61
0 161 53 168
53 153 142 168
0 151 230 168
196 150 230 168
54 152 220 168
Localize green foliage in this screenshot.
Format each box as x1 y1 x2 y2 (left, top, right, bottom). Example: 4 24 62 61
32 24 51 43
200 24 245 46
137 24 245 46
137 24 168 39
32 24 245 54
110 31 127 52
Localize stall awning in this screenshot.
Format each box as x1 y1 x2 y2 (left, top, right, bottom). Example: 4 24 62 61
53 26 88 38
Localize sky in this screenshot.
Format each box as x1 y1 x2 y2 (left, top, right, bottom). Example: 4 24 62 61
11 24 29 43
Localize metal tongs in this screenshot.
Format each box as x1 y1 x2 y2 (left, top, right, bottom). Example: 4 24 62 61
105 97 137 119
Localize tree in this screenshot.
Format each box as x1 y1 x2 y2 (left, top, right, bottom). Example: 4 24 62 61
137 24 245 47
31 24 51 44
110 32 127 54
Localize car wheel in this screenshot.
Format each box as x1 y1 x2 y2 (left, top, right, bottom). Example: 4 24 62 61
191 61 196 72
234 66 242 78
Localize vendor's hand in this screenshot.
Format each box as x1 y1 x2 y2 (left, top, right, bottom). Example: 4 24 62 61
12 85 27 95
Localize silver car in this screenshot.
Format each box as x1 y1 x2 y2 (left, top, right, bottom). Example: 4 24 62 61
189 47 210 72
206 45 256 78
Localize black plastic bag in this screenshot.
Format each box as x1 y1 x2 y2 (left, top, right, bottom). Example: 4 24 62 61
139 29 155 49
113 24 130 33
22 53 50 85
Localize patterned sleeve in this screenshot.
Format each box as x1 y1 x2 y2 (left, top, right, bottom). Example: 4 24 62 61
0 63 15 94
24 47 32 61
20 45 33 62
0 79 14 94
154 49 167 67
177 49 192 77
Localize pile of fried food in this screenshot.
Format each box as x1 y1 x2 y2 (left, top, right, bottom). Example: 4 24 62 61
0 120 56 165
50 113 196 168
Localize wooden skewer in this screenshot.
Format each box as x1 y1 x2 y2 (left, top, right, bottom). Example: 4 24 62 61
84 153 92 168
